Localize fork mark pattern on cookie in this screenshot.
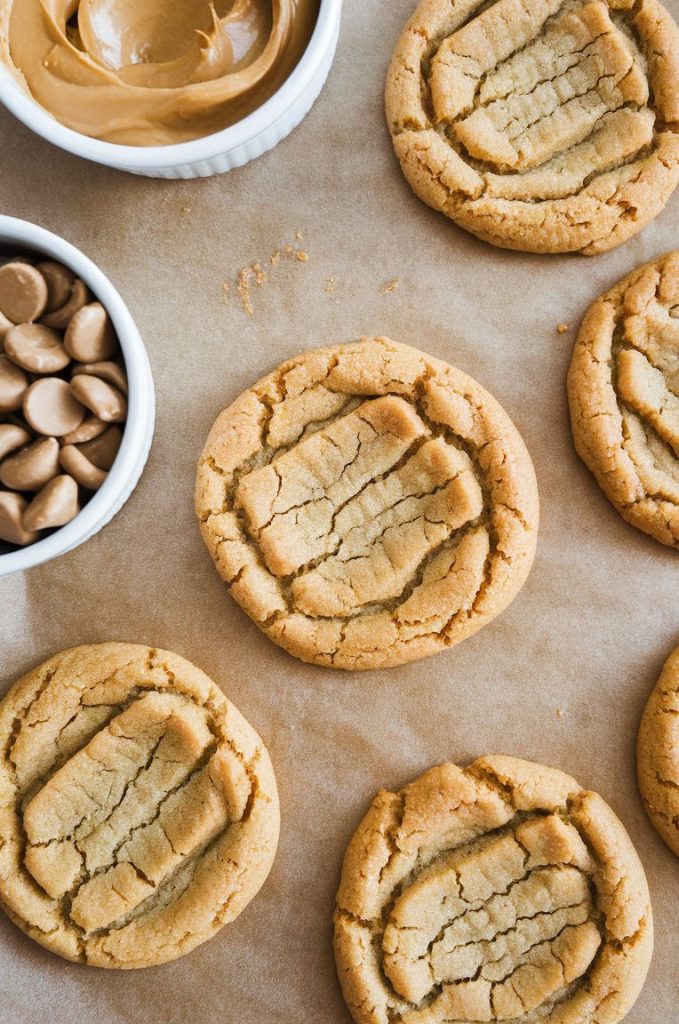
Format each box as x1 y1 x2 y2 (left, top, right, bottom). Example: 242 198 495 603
0 644 279 967
637 645 679 856
568 249 679 548
386 0 679 253
196 338 539 670
334 757 653 1024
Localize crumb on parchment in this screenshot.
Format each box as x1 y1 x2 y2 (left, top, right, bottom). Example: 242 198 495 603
224 232 308 316
382 278 400 294
237 268 253 317
557 323 569 334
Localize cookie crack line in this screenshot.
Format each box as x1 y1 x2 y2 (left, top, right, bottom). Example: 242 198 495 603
637 644 679 855
196 338 539 670
568 249 679 548
53 738 223 926
386 0 679 253
334 757 653 1024
383 866 595 990
0 643 280 969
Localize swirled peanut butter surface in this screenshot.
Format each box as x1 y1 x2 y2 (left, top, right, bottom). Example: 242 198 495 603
1 0 319 144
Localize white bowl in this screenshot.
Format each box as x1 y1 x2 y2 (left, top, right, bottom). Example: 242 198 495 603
0 0 341 178
0 216 155 577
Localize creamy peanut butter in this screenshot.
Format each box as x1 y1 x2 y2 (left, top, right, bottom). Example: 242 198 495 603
1 0 319 144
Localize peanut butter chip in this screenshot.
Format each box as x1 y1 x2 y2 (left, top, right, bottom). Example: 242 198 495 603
70 375 126 423
41 278 89 330
79 424 122 470
23 378 86 436
0 355 28 413
0 263 48 323
0 424 31 461
0 255 127 548
62 415 107 445
72 360 127 395
0 491 38 546
4 323 70 374
59 445 107 490
22 474 79 531
64 303 117 362
36 261 76 313
0 310 14 342
0 436 60 491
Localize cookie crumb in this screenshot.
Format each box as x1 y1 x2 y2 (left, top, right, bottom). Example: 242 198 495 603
237 268 253 317
222 281 230 304
252 262 267 286
557 323 569 334
556 707 564 718
382 278 400 294
325 276 337 295
228 236 309 316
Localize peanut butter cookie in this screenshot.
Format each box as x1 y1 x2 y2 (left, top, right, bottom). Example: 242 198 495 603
0 644 279 968
568 250 679 548
334 756 653 1024
386 0 679 254
637 645 679 856
196 338 538 670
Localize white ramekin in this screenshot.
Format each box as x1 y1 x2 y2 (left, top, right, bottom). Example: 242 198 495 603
0 0 341 178
0 216 155 577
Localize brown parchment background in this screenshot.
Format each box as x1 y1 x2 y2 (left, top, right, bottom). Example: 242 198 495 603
0 1 677 1020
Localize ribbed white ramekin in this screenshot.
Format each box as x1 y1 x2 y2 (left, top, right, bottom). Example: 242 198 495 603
0 0 341 178
0 216 155 577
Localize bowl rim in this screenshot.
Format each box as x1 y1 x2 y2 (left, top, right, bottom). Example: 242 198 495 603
0 0 341 169
0 215 155 575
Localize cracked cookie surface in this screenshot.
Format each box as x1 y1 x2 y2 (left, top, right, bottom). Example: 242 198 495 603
0 643 279 968
637 644 679 856
195 338 538 671
385 0 679 254
568 250 679 548
334 756 653 1024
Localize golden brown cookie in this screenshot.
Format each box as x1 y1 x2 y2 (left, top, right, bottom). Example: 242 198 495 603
637 645 679 856
0 644 279 968
334 756 653 1024
385 0 679 254
568 250 679 548
196 337 538 670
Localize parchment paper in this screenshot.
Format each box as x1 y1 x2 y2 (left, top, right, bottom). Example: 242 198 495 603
0 2 677 1020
